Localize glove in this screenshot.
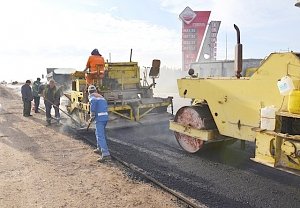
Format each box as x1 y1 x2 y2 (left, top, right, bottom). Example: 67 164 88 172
89 112 95 123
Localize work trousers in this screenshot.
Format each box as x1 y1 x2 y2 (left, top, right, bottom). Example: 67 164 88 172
22 99 31 116
45 102 60 123
33 96 40 113
95 121 110 157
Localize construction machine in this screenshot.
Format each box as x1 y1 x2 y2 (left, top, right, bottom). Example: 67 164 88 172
65 51 173 129
170 24 300 175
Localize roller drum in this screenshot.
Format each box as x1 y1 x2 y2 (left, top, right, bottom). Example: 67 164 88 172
174 105 216 153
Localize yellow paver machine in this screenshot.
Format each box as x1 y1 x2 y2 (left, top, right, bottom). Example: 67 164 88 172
65 53 173 129
170 25 300 175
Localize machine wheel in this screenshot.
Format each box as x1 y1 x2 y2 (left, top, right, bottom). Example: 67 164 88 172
174 105 217 153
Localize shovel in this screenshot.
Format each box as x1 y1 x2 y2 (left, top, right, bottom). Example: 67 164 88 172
43 96 84 128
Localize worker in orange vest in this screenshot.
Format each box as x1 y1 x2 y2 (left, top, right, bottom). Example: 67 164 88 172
83 49 105 85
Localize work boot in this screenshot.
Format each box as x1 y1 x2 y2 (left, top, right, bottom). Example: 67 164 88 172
56 120 61 126
46 120 51 126
97 155 111 163
93 148 101 154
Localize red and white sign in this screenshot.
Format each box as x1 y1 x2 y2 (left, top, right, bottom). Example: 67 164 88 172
179 6 196 25
180 7 211 70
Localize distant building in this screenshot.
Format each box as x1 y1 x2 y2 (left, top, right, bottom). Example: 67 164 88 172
190 59 262 77
46 68 77 87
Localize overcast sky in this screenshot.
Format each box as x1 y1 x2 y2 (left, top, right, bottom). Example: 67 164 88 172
0 0 299 81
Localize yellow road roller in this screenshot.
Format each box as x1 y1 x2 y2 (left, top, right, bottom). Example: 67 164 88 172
170 25 300 175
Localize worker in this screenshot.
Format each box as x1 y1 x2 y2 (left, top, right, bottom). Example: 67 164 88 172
83 49 105 85
88 85 110 162
43 79 61 126
21 80 33 117
32 77 42 113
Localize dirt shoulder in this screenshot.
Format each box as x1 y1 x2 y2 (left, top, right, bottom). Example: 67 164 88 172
0 84 182 208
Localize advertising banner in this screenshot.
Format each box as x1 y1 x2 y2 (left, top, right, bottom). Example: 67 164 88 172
197 21 221 62
180 7 211 70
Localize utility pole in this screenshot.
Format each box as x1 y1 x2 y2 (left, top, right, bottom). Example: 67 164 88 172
225 33 228 60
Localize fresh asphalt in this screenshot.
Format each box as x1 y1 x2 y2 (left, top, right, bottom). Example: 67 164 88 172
96 121 300 208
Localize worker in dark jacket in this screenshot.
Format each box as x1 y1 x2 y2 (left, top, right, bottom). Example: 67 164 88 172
88 85 110 162
43 79 61 126
32 77 42 113
21 80 33 117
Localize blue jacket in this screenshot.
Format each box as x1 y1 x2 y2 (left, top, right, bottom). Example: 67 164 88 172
21 84 33 102
89 93 108 122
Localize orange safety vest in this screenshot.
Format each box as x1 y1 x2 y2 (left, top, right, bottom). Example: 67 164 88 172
86 55 105 74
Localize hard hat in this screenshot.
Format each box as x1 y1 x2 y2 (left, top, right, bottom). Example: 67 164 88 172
88 85 96 93
91 49 101 56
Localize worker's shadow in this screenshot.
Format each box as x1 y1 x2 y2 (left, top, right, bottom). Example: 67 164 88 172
0 110 47 162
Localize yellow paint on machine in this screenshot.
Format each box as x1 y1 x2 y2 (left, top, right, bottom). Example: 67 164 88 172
288 90 300 114
170 52 300 175
66 59 173 125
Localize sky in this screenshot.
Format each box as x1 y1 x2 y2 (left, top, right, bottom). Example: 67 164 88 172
0 0 300 82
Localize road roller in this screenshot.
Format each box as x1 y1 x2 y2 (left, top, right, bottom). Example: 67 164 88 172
170 25 300 175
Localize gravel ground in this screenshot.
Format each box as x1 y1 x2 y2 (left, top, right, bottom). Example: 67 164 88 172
0 84 185 208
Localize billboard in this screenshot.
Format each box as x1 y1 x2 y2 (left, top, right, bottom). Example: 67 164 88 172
197 21 221 62
179 7 211 70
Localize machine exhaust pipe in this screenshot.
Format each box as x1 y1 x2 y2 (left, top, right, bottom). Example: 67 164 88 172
130 48 133 62
234 24 242 78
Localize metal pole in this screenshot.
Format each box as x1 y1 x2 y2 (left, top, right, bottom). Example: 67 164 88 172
225 33 228 60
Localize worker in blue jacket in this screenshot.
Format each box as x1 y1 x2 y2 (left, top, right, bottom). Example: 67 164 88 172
21 80 33 117
88 85 110 162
